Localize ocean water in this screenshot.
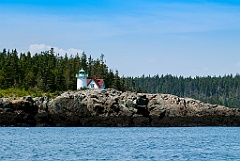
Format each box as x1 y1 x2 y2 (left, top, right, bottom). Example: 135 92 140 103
0 127 240 161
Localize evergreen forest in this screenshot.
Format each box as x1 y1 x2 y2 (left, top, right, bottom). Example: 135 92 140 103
0 48 124 94
124 74 240 108
1 48 240 108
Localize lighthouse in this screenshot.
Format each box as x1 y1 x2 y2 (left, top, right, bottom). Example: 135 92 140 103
76 69 88 90
76 68 105 90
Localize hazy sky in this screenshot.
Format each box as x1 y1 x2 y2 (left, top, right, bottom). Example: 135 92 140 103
1 0 240 77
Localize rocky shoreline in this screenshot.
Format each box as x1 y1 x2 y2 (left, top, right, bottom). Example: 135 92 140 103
1 88 240 127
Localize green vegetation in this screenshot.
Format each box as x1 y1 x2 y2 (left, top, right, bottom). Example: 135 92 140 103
0 88 42 98
0 87 64 98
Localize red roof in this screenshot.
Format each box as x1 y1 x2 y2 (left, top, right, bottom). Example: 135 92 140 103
87 78 104 88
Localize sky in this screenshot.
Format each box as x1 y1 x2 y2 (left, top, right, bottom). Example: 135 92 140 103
1 0 240 77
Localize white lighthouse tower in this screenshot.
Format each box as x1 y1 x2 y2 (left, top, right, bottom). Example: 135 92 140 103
76 69 88 90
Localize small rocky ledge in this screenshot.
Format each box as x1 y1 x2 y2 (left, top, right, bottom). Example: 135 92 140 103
1 88 240 126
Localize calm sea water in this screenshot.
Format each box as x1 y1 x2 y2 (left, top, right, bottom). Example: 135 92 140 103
0 127 240 161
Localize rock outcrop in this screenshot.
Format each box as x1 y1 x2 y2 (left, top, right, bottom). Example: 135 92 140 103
0 96 38 126
1 88 240 126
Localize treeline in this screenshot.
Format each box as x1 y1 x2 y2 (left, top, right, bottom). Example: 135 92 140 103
1 48 240 108
0 48 123 92
125 74 240 108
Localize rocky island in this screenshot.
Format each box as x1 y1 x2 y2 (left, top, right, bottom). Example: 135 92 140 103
1 88 240 126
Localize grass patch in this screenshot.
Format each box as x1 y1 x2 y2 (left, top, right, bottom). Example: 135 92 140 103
0 88 63 98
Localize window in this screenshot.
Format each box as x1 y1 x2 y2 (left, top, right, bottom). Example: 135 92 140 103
91 84 94 88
